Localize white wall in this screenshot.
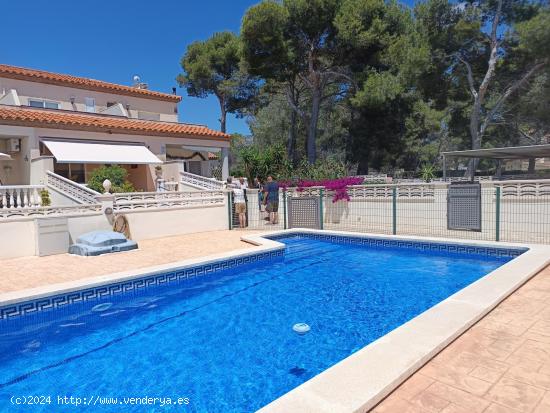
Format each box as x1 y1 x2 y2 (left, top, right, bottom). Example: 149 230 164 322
0 220 36 257
0 78 178 122
124 205 228 241
0 203 228 259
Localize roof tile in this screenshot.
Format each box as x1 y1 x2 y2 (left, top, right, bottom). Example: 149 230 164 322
0 106 229 140
0 64 181 103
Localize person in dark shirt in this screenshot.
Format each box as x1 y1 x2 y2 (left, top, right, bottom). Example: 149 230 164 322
263 175 279 225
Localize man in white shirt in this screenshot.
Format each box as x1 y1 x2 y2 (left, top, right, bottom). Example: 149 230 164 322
233 182 247 228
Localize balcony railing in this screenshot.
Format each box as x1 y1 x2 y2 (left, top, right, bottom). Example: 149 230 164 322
0 185 46 209
180 171 225 190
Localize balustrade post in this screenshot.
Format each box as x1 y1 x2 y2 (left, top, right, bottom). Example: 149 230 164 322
33 188 40 207
1 189 6 210
22 189 29 208
15 189 22 208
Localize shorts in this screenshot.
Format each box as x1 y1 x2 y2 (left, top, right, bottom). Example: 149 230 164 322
235 202 246 214
267 201 279 213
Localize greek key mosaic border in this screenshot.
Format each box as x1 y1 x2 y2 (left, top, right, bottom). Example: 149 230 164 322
0 249 283 320
268 232 526 259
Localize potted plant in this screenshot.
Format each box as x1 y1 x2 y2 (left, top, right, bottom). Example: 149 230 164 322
40 189 51 206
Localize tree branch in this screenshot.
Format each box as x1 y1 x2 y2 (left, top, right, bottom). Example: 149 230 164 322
456 54 478 99
480 60 547 136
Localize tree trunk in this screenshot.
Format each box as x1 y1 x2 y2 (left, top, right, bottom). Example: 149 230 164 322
307 87 321 164
528 158 536 174
287 109 297 164
466 98 482 178
218 97 227 134
357 157 369 175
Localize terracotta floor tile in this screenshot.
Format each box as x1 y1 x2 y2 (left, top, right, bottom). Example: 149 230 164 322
512 340 550 363
504 366 550 390
373 395 428 413
539 362 550 376
504 354 543 371
486 377 545 411
527 320 550 337
439 404 470 413
533 391 550 413
420 364 492 396
410 391 450 413
393 374 435 401
0 230 264 294
484 403 522 413
424 381 490 412
469 365 505 383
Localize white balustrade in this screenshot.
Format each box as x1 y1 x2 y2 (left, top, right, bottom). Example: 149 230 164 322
46 171 100 204
180 171 225 190
0 185 45 210
0 203 102 220
113 190 225 211
493 179 550 198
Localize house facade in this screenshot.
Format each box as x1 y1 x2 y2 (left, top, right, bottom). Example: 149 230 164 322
0 64 229 194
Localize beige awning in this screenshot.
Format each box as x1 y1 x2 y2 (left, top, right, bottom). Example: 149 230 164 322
43 140 162 164
0 152 13 161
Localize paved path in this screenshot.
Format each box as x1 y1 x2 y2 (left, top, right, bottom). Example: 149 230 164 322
0 230 263 294
373 265 550 413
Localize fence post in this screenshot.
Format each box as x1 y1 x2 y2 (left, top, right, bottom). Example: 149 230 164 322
283 188 288 230
319 188 324 230
227 191 233 230
495 186 501 241
392 187 397 235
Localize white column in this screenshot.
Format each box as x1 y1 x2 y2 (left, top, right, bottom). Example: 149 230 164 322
221 147 229 181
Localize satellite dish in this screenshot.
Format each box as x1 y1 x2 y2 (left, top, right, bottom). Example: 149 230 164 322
133 75 141 83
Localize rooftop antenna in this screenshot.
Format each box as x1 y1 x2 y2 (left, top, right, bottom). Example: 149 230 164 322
132 75 148 90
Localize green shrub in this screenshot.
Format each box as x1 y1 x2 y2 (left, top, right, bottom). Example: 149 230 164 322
293 158 347 181
420 164 436 183
39 189 51 206
87 165 136 193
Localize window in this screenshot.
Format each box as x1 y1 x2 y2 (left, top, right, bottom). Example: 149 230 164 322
28 99 60 110
84 97 95 113
54 163 85 183
137 111 161 121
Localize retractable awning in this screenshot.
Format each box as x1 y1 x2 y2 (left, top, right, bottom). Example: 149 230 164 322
0 152 13 160
43 140 162 164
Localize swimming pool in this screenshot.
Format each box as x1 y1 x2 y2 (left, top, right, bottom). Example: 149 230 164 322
0 232 530 412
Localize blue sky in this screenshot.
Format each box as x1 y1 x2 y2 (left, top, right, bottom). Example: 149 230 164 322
2 0 258 135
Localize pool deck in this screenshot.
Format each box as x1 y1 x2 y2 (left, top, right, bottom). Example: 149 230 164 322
0 230 263 294
1 229 549 412
373 264 550 413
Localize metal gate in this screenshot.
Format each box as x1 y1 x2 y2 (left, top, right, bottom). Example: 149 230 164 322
288 196 321 229
447 183 482 231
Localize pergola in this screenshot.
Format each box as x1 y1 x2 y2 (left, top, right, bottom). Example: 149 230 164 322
441 144 550 181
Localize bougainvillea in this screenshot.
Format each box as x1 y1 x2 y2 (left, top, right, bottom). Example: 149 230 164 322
281 177 364 202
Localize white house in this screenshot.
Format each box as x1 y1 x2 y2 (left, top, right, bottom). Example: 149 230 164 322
0 63 229 206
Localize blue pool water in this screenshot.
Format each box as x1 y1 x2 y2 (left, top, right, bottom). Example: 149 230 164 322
0 235 516 412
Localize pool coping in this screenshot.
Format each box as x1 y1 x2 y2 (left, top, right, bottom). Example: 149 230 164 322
242 229 550 413
0 234 284 310
0 230 548 413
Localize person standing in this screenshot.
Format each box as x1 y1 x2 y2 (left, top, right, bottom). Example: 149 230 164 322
232 182 247 228
263 175 279 225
